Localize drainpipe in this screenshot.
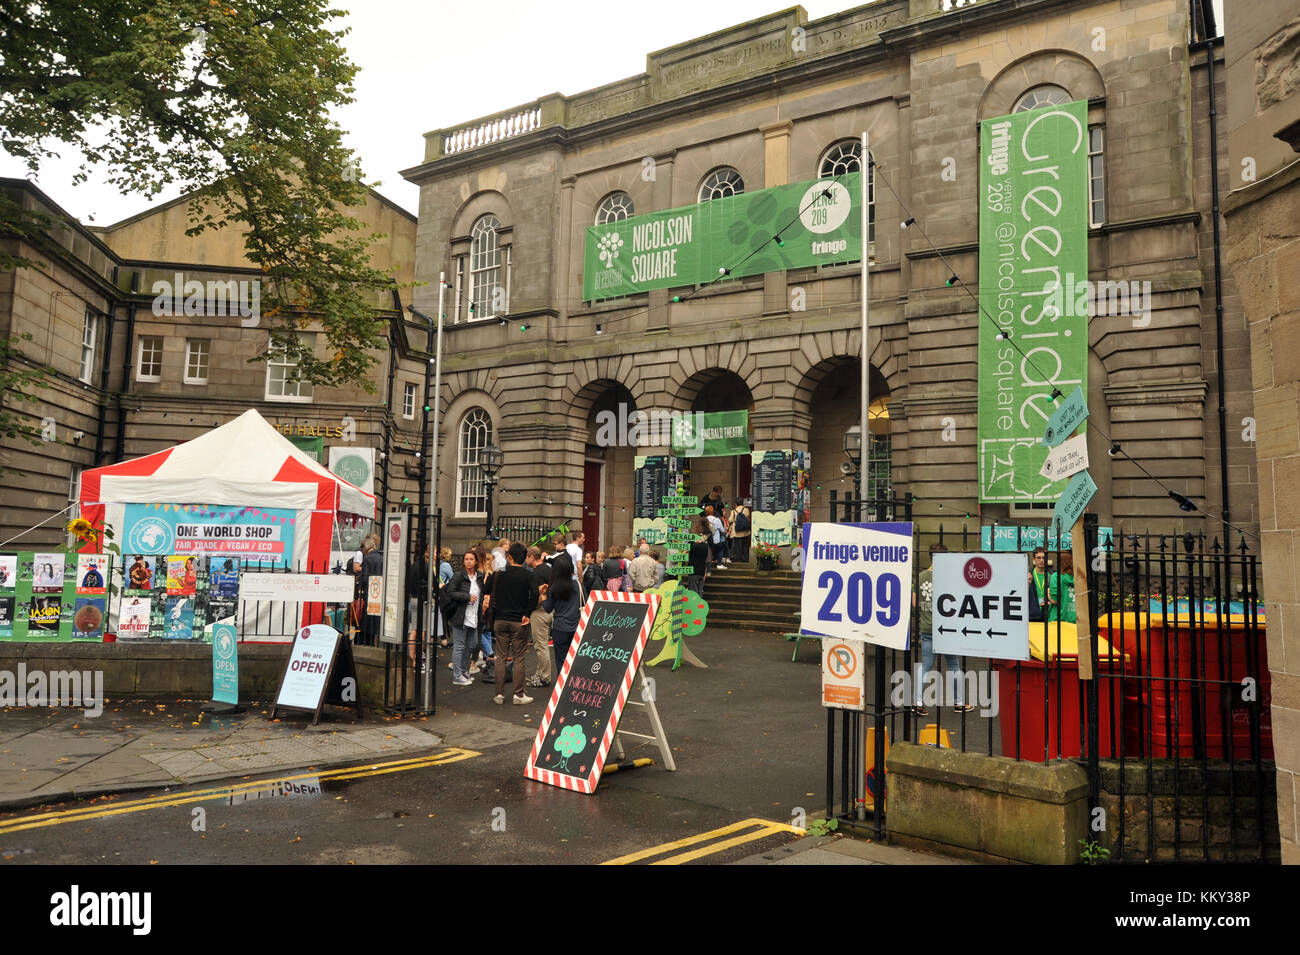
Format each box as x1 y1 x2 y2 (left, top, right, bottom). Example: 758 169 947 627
381 286 401 518
93 268 118 466
1194 0 1230 528
113 271 140 462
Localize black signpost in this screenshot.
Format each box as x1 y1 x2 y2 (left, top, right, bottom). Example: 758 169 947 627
525 592 660 794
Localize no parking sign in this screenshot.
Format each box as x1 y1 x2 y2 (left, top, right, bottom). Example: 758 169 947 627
800 523 913 649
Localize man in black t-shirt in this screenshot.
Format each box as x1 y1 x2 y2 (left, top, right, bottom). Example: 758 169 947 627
525 546 554 688
486 542 540 704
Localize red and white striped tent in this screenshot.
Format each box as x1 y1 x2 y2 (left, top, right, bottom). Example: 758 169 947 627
79 408 375 575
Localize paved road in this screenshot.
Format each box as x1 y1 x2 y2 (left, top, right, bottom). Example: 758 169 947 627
0 630 828 864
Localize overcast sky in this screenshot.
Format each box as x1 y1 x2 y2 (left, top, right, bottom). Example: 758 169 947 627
1 0 1223 225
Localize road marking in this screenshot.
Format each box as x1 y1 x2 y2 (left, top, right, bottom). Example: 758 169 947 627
601 817 800 865
0 748 479 836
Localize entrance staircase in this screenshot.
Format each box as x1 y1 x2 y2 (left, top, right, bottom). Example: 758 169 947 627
700 561 802 633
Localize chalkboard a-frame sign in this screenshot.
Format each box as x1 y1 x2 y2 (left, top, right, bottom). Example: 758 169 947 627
525 591 660 794
271 623 364 725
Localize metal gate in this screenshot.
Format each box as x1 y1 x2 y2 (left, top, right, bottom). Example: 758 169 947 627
820 502 1278 861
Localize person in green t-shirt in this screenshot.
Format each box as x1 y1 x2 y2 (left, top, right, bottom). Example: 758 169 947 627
1047 552 1077 624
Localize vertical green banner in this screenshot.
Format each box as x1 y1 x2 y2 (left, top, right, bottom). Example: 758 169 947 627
978 100 1089 502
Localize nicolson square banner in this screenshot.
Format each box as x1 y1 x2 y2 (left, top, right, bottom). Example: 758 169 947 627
584 172 863 301
978 99 1089 502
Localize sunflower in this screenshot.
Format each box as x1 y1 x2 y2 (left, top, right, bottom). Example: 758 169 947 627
66 518 98 546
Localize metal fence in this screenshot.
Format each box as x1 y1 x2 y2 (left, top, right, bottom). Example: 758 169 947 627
820 500 1277 861
491 515 583 549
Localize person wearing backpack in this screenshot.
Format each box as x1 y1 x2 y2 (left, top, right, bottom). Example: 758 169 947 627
730 498 752 563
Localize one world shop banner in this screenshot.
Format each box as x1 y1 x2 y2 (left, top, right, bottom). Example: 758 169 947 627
978 99 1088 503
121 504 297 568
584 172 863 301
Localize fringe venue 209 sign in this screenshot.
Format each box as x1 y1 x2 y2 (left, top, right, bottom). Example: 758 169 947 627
525 592 659 794
978 99 1089 502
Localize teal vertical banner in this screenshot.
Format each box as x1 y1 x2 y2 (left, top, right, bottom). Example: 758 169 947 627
212 622 239 705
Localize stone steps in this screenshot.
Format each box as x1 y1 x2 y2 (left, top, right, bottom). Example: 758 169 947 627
700 564 802 633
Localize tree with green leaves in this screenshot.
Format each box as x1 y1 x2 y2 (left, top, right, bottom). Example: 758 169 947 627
1 0 395 390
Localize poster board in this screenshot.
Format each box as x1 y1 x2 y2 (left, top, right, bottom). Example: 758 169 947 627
381 512 407 646
270 623 362 724
0 552 112 642
632 455 672 545
525 592 660 794
751 450 805 547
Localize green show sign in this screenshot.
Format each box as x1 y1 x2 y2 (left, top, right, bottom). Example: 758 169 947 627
584 172 863 301
671 410 749 458
977 100 1089 502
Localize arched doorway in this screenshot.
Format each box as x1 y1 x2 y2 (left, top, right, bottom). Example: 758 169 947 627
682 368 755 507
806 359 891 517
583 382 637 555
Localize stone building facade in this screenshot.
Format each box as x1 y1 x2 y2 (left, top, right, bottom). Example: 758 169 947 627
0 181 423 553
401 0 1255 558
1224 2 1300 865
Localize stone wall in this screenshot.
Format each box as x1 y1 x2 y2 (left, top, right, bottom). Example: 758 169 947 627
1224 1 1300 867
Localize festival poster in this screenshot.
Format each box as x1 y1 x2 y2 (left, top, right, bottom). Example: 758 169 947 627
31 553 66 593
0 597 14 638
27 594 63 632
124 555 156 594
164 595 196 640
76 554 108 594
72 597 107 640
0 555 16 590
166 555 201 596
209 558 239 597
118 596 152 639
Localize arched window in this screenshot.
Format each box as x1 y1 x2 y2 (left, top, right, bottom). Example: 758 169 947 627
595 191 634 225
698 167 744 202
1013 84 1071 112
1012 85 1105 227
818 139 875 248
456 408 493 516
470 215 503 319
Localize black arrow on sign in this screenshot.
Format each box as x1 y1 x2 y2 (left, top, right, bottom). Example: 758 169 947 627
938 626 956 635
961 627 979 637
987 628 1007 638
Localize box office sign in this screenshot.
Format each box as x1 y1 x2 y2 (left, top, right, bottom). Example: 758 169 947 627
584 172 863 301
122 503 296 567
977 99 1089 502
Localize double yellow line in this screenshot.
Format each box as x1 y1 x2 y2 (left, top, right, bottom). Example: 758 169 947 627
602 817 800 865
0 748 480 836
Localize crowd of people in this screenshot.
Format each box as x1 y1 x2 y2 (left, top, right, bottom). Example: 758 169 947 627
342 485 754 701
